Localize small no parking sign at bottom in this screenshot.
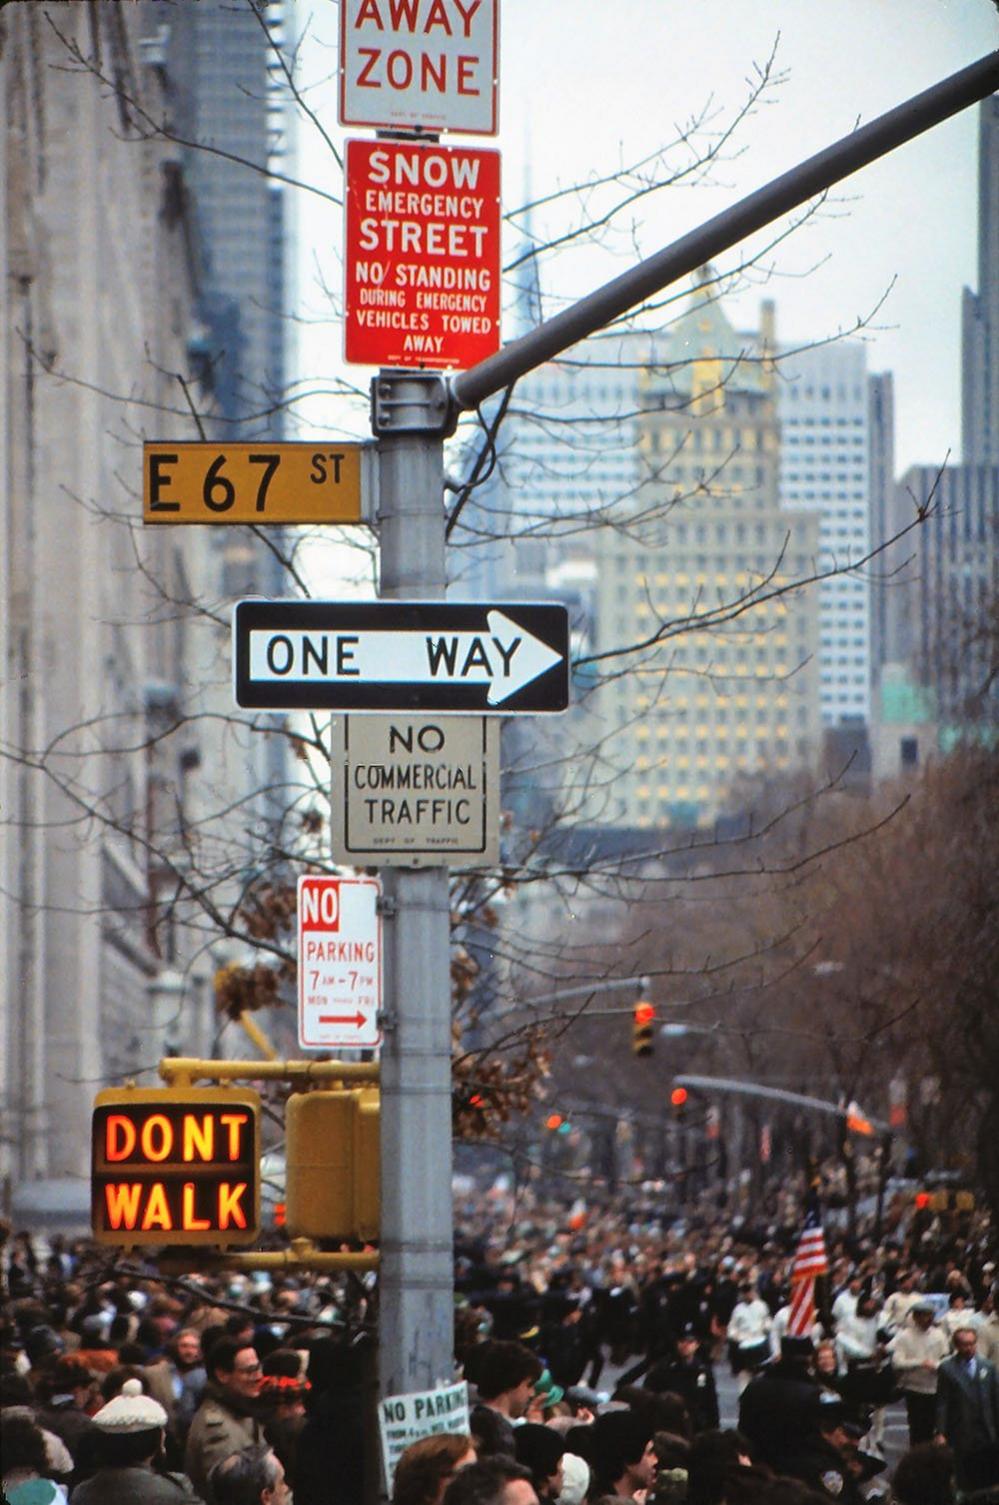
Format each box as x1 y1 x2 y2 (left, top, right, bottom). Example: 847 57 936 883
297 875 382 1050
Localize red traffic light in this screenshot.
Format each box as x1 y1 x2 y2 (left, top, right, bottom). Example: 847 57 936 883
670 1087 688 1107
633 1001 655 1057
546 1113 564 1131
915 1191 932 1210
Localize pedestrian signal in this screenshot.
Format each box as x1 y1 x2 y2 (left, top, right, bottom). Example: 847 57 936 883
91 1087 261 1247
633 1002 655 1057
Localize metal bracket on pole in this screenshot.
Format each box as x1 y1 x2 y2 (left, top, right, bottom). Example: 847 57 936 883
376 893 399 919
157 1240 380 1275
158 1057 380 1086
370 371 456 437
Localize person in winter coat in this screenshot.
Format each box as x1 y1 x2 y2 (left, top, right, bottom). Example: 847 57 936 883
738 1336 821 1473
780 1391 867 1505
726 1283 773 1393
978 1291 999 1366
293 1336 369 1505
33 1357 99 1467
837 1292 891 1454
2 1411 68 1505
891 1300 950 1446
148 1329 208 1450
184 1339 265 1504
71 1377 203 1504
933 1326 999 1491
643 1325 720 1434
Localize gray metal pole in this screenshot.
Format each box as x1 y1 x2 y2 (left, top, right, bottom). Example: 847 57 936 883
451 50 999 413
375 396 455 1396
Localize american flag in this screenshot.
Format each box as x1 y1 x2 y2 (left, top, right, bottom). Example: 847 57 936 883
787 1201 828 1336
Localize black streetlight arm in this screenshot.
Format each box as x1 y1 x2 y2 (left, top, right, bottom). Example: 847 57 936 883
450 51 999 416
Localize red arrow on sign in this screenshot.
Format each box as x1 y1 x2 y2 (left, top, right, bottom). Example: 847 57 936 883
318 1012 366 1028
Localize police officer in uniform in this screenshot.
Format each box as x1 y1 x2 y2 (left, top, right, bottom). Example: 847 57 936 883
738 1336 820 1472
782 1390 866 1505
644 1324 719 1433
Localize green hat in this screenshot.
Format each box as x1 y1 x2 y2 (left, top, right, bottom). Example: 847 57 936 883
534 1367 565 1408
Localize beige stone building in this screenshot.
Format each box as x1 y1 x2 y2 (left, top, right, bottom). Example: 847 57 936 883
590 274 822 828
0 6 223 1206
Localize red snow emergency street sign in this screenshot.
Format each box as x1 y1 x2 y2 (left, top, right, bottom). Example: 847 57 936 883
344 138 501 370
339 0 499 136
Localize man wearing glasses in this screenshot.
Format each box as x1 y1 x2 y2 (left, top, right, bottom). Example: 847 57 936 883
185 1337 266 1503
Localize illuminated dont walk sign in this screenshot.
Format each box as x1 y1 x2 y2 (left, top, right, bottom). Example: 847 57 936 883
91 1087 261 1247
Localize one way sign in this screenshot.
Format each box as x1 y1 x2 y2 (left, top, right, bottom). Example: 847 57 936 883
233 600 570 714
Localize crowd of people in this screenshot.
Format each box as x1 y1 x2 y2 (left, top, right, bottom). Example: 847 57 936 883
1 1181 997 1505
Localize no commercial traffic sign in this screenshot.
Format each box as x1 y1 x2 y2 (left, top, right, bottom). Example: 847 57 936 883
331 715 500 867
233 600 569 714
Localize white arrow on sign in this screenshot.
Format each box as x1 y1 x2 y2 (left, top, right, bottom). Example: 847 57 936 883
248 610 563 707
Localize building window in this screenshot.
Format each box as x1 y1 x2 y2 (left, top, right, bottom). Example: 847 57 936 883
900 736 919 768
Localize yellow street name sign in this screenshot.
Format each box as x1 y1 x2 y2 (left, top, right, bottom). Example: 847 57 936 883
143 441 373 525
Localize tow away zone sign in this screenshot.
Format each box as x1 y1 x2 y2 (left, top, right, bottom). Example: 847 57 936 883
339 0 499 135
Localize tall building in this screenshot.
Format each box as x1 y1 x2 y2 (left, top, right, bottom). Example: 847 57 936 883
872 96 998 774
0 4 216 1201
884 464 999 727
168 0 295 836
587 275 821 829
962 96 999 466
778 342 885 728
867 371 897 681
176 0 291 438
0 1 296 1215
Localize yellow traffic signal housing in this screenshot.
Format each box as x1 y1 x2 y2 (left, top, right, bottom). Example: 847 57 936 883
285 1088 379 1241
633 1001 655 1057
353 1089 380 1238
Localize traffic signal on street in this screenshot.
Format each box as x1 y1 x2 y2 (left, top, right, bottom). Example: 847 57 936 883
285 1087 379 1241
670 1085 688 1123
915 1187 975 1213
633 1001 655 1056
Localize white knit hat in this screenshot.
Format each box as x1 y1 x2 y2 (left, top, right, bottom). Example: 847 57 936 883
92 1377 167 1433
557 1452 590 1505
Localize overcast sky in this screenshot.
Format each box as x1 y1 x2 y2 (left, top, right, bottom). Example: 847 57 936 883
293 0 998 473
